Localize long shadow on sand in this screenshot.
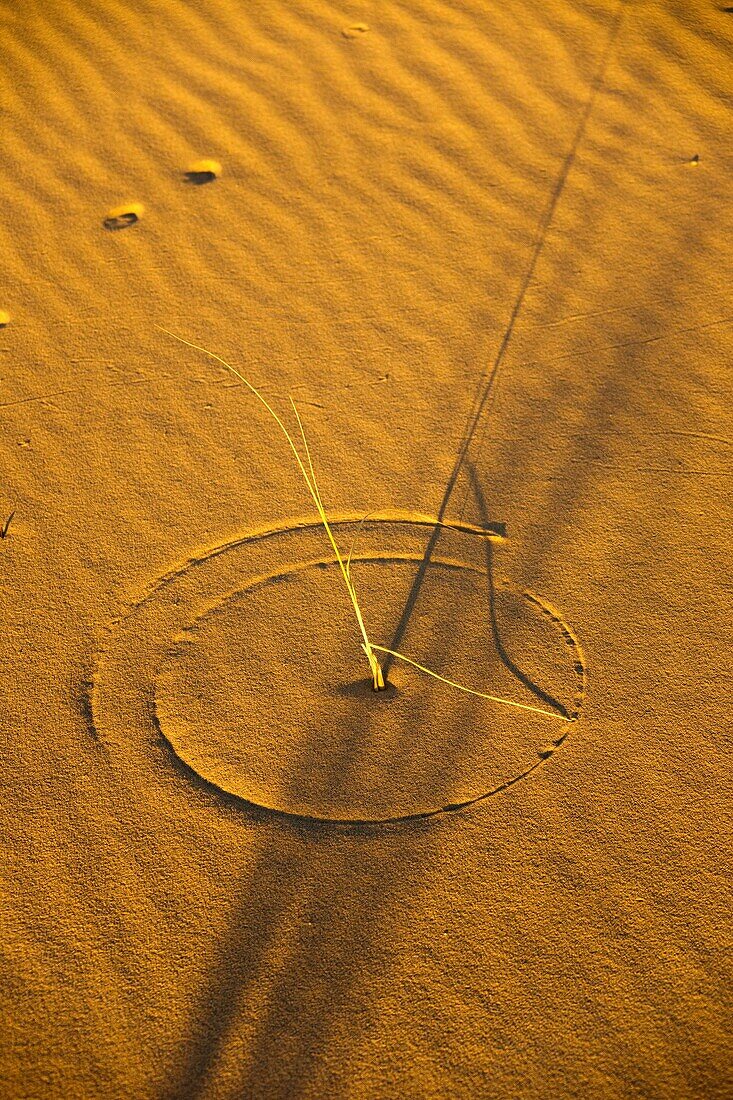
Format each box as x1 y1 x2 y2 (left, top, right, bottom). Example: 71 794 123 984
160 3 729 1092
160 459 580 1100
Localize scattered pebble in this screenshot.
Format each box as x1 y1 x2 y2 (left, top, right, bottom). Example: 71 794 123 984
103 202 145 230
0 310 10 327
342 22 369 39
184 158 222 184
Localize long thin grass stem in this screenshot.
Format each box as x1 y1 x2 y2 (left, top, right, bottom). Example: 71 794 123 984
159 326 385 689
371 644 569 720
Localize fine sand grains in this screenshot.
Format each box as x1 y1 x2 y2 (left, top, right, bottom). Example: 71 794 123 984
1 2 732 1099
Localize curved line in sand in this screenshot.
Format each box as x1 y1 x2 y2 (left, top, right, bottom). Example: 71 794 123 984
93 517 586 828
107 511 505 620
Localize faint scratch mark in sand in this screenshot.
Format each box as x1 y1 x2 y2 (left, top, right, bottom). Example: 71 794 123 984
216 379 325 407
0 387 76 410
520 314 733 370
544 465 728 479
0 376 160 411
652 429 733 448
0 374 324 414
635 467 729 477
526 299 667 330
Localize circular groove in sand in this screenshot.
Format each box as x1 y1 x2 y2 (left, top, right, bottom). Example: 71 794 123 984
91 516 586 826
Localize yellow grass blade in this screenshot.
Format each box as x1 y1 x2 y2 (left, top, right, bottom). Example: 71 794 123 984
157 328 317 496
346 510 379 581
288 396 383 687
371 644 569 720
159 326 385 689
288 396 326 519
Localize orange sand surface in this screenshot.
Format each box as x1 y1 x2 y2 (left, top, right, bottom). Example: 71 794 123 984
1 1 732 1097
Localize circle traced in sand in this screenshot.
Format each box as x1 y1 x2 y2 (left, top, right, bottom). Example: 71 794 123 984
92 516 585 825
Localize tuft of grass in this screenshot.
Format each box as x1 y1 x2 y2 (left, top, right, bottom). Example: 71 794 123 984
159 327 569 721
159 327 385 690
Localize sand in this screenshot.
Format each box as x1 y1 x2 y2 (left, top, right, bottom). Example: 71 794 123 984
1 0 732 1097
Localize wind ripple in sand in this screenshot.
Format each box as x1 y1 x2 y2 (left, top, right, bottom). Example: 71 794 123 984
0 0 623 354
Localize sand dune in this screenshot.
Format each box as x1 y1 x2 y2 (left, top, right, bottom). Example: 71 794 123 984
1 1 731 1097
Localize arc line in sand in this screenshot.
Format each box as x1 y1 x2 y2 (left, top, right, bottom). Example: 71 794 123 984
92 517 587 828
